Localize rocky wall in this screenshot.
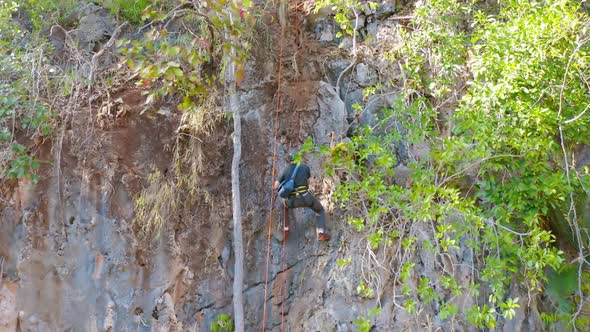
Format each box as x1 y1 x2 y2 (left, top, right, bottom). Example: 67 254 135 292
0 1 549 331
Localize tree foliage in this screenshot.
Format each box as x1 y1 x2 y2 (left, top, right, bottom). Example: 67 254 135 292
0 1 59 184
312 0 590 329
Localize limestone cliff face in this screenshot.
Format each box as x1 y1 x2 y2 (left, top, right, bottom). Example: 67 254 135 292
0 1 546 331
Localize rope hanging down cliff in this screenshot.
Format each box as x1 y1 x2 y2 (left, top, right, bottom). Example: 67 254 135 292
261 1 287 331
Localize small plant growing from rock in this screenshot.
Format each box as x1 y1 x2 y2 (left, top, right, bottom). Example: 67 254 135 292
211 313 234 332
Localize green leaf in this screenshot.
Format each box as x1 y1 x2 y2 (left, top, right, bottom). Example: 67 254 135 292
167 46 181 57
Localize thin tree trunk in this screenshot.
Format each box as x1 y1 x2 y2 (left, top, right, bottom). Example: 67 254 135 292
227 35 245 332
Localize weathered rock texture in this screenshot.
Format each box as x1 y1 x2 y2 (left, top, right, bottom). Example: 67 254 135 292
0 1 549 331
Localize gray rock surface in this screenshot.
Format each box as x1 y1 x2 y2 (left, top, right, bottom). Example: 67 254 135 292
376 0 398 19
315 19 336 42
75 3 115 51
355 63 378 87
0 285 17 331
314 81 348 143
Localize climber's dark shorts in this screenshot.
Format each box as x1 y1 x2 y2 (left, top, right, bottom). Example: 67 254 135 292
281 192 326 230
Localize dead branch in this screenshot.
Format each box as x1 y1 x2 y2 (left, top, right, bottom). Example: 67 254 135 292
89 22 128 86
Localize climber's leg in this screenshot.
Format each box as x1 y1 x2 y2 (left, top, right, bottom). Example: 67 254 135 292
303 193 329 241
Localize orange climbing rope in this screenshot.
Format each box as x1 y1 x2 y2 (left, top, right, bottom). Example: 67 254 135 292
296 108 302 147
261 2 287 331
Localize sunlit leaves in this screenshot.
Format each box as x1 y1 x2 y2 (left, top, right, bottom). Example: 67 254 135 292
319 0 590 328
357 280 374 298
466 304 497 328
314 0 378 38
439 302 458 321
118 0 252 115
500 298 520 320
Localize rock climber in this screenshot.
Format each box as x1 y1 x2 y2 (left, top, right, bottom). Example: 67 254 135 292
273 153 330 241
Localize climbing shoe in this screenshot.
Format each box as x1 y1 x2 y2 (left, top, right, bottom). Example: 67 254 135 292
318 232 330 241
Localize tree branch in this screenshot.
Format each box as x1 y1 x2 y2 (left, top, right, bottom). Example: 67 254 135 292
89 22 128 86
335 7 359 96
226 12 245 332
563 102 590 124
558 36 590 325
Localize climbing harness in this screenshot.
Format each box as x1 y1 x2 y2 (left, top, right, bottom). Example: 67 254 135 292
290 185 308 196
